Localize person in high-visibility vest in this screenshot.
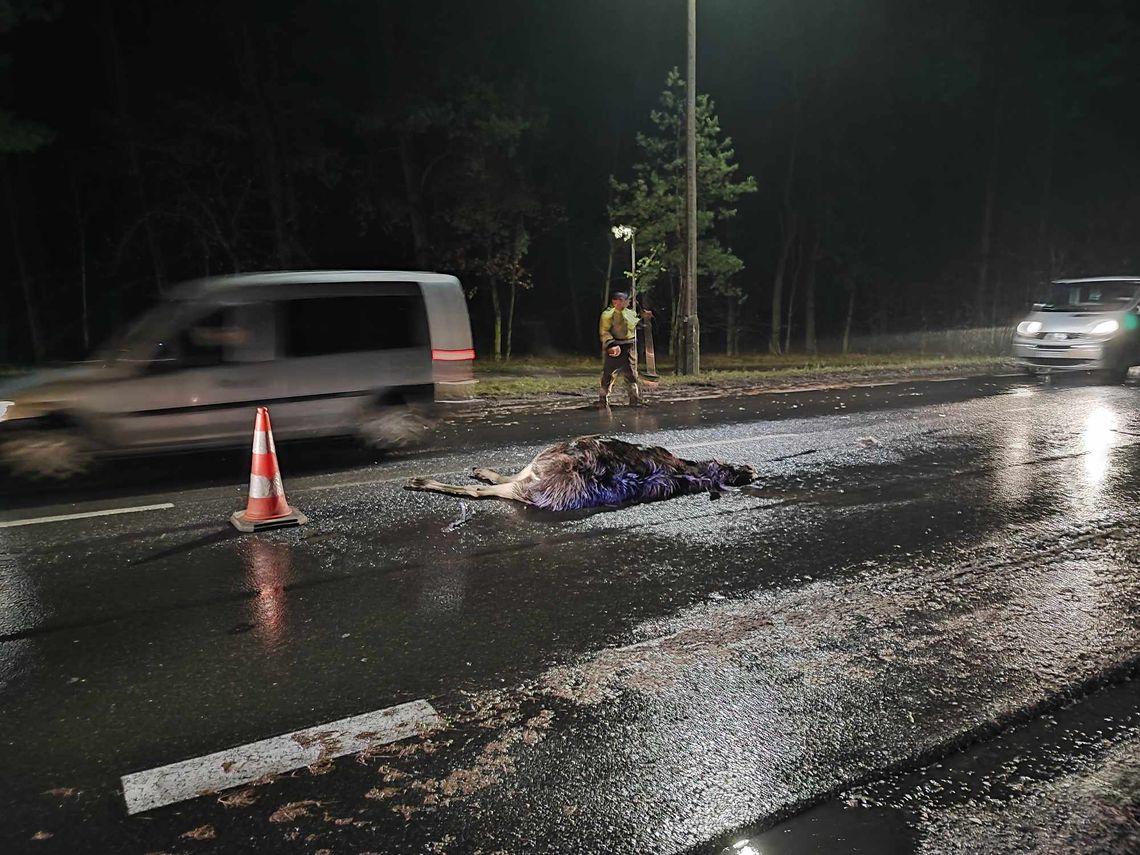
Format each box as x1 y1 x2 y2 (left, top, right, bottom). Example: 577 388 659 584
598 292 646 408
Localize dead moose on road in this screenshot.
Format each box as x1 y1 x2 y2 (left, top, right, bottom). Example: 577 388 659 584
404 435 759 511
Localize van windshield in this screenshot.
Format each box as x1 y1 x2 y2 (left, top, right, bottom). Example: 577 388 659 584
94 302 187 363
1041 281 1140 313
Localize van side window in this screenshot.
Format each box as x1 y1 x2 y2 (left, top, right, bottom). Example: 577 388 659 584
173 309 231 367
283 295 429 357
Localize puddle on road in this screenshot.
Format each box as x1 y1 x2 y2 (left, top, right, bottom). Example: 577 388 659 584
703 677 1140 855
712 803 915 855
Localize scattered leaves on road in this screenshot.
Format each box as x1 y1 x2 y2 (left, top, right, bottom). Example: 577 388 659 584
181 825 216 840
217 788 258 809
269 800 322 823
365 787 402 800
392 804 415 821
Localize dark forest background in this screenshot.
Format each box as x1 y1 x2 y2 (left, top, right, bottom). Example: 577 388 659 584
2 0 1140 364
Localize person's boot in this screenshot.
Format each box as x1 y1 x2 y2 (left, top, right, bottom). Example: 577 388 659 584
597 389 612 410
628 384 647 407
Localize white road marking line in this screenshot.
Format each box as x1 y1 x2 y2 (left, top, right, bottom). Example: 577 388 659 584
0 503 175 529
120 699 440 815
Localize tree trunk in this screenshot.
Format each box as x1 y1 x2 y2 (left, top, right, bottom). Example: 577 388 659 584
489 275 502 361
670 275 681 365
975 100 1003 324
398 131 430 268
79 210 90 353
566 230 583 347
602 235 615 307
842 286 856 354
770 214 798 354
70 162 90 354
3 160 44 362
725 295 737 356
771 67 802 355
506 280 517 361
784 231 805 354
1037 117 1056 285
234 24 292 268
101 1 166 294
804 226 821 355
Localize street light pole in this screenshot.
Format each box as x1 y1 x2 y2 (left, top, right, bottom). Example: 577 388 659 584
629 229 636 314
611 224 640 374
680 0 700 375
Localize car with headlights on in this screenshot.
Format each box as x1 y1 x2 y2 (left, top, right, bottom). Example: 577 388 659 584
1011 276 1140 382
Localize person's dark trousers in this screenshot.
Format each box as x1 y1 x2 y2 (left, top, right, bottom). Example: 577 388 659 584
599 342 642 406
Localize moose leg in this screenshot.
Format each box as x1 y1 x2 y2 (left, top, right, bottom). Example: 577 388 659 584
405 478 524 502
471 463 535 484
471 467 509 484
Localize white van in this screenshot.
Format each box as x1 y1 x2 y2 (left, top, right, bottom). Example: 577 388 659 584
0 271 475 478
1011 276 1140 381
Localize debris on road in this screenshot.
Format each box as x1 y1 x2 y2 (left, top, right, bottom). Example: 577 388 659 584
268 800 322 823
444 501 473 532
216 788 258 809
180 824 216 840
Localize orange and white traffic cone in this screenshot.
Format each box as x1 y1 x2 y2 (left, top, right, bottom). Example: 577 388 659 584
230 407 308 532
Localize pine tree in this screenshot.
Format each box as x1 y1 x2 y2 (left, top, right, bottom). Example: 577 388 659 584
610 69 756 357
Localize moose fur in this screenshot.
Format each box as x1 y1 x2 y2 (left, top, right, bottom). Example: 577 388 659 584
404 435 758 511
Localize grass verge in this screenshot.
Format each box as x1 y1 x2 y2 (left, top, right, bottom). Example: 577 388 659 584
473 353 1013 398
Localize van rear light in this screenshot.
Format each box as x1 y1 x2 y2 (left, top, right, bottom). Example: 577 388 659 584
432 348 475 361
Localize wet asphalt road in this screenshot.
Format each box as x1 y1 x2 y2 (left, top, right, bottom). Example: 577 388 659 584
2 373 1140 853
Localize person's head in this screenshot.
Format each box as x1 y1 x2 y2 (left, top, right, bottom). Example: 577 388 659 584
611 292 629 309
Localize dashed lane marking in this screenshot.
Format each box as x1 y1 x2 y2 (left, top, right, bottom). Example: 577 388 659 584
0 503 175 528
121 699 440 815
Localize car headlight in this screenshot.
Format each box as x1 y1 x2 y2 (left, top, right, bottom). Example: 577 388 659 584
1016 321 1042 335
1091 319 1119 335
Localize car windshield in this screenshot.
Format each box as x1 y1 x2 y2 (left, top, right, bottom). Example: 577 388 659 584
93 302 187 363
1040 281 1140 313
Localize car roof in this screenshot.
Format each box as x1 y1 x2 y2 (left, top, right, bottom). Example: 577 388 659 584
1052 276 1140 284
172 270 459 299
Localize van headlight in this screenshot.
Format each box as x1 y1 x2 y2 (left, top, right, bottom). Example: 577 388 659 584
0 401 42 423
1091 319 1119 336
1016 321 1042 335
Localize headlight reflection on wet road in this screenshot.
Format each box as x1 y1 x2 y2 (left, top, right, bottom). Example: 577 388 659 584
1082 406 1116 487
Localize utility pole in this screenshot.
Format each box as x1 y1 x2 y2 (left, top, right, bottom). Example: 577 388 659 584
680 0 700 374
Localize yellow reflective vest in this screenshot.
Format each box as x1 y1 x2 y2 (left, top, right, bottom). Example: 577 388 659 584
599 307 640 347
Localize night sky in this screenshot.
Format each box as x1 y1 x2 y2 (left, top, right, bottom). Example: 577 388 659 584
3 0 1140 361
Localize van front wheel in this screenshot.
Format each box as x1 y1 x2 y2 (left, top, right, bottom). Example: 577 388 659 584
356 404 433 452
0 429 95 480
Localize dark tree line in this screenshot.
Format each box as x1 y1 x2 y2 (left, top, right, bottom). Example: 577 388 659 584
2 0 1139 364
